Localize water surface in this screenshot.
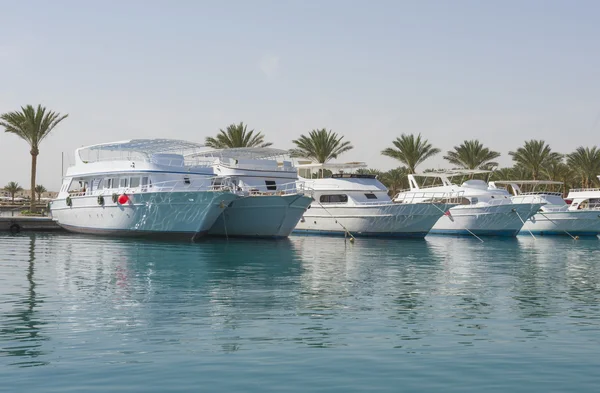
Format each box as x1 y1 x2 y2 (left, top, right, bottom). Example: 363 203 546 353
1 233 600 392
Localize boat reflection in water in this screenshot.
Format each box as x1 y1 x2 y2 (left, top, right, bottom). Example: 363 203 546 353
2 232 600 370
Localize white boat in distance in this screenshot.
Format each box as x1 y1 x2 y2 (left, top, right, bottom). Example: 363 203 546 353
293 163 459 238
397 170 543 237
186 148 313 238
565 176 600 211
50 139 238 240
489 180 600 236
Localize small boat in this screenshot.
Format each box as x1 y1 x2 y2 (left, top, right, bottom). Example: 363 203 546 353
489 180 600 236
50 139 238 240
398 170 543 237
293 163 458 238
186 148 313 238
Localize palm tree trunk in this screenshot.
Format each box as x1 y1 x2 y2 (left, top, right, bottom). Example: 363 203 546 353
30 152 37 212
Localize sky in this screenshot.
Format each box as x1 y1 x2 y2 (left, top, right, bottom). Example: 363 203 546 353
1 0 600 190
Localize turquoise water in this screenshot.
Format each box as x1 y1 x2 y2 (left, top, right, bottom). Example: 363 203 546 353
1 233 600 392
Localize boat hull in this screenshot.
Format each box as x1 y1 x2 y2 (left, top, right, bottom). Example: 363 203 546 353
50 191 237 240
519 210 600 236
208 194 313 238
293 202 451 238
429 203 543 237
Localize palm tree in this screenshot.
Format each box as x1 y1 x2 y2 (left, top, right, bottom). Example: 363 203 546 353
508 140 562 180
34 185 47 202
380 167 410 196
489 167 515 181
566 146 600 188
205 122 272 148
4 181 23 204
356 168 383 177
1 105 68 210
542 161 573 195
290 128 353 164
443 140 500 170
381 134 440 174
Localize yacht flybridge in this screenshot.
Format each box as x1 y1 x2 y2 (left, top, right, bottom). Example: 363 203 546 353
50 139 237 239
185 148 312 238
565 176 600 211
397 170 543 237
489 180 600 236
293 162 459 238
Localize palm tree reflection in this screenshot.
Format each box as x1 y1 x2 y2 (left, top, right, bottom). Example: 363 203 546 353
1 234 48 367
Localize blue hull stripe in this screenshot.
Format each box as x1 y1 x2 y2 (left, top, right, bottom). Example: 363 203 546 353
519 230 599 237
428 229 518 237
292 229 428 238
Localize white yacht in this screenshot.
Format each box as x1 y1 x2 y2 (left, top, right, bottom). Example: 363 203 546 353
397 170 543 237
293 163 458 238
489 180 600 236
565 176 600 211
50 139 238 240
186 148 313 238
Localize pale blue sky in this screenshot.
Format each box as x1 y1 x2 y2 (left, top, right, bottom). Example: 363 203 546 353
1 0 599 189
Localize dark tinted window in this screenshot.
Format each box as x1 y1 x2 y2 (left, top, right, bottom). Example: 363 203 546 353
319 194 348 203
265 180 277 191
365 193 377 199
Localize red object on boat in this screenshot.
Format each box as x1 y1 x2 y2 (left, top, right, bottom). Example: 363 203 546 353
444 210 451 216
118 194 129 204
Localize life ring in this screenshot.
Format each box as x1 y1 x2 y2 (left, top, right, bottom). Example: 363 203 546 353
9 223 21 234
97 195 105 206
112 193 118 203
66 196 72 207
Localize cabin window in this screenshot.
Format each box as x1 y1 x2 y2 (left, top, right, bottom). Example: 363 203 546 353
184 176 191 185
130 177 140 188
320 194 348 203
107 178 118 189
95 178 104 190
120 178 129 188
141 177 149 190
265 180 277 191
365 193 377 199
470 197 478 204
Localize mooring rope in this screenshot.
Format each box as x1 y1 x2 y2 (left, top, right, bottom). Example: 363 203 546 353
514 209 536 240
430 203 484 243
538 211 577 240
315 200 356 242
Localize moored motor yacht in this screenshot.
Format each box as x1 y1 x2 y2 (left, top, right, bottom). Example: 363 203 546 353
565 176 600 211
293 163 458 238
397 170 543 237
490 180 600 236
186 148 313 238
50 139 238 240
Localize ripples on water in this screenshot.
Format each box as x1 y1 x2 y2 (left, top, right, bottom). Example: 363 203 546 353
1 233 600 392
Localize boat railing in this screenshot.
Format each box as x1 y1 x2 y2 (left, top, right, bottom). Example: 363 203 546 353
236 180 308 197
216 160 294 172
517 191 563 196
569 187 600 193
78 154 216 169
394 190 465 204
66 177 233 197
511 194 560 206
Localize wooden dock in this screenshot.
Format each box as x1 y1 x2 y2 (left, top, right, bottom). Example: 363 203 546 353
0 216 63 233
